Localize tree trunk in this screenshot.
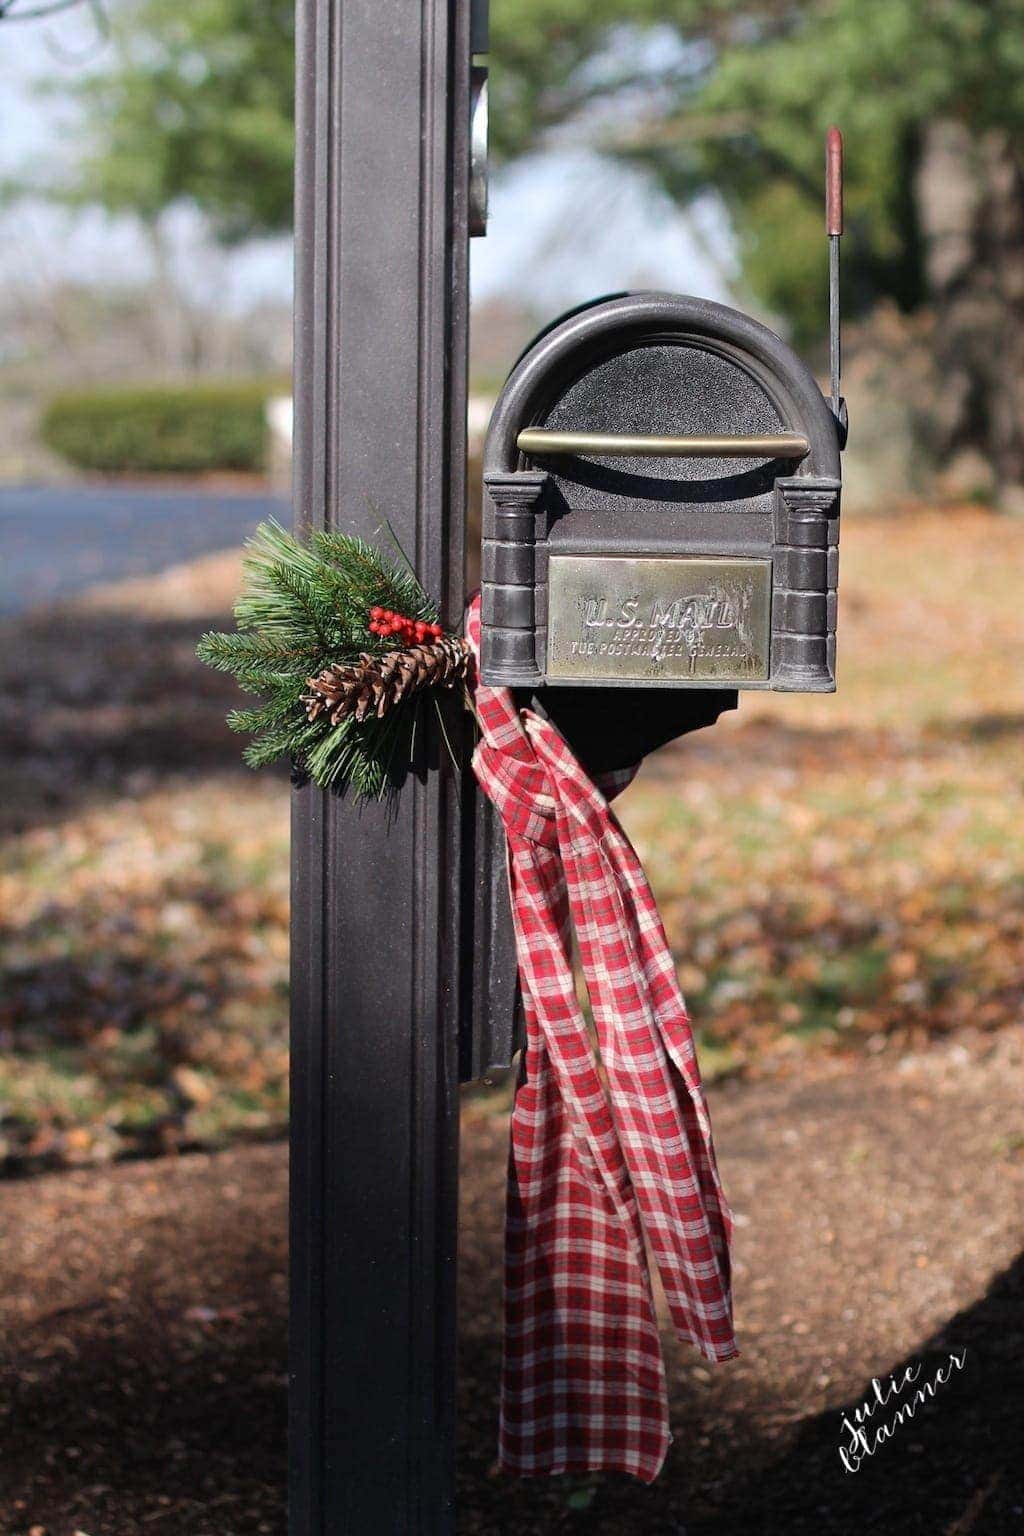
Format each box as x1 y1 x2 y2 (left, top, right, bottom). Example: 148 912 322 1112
143 218 191 378
915 120 1024 506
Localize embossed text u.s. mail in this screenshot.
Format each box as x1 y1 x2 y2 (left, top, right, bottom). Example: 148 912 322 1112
547 554 772 685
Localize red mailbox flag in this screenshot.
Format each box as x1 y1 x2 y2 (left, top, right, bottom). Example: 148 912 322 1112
467 596 737 1483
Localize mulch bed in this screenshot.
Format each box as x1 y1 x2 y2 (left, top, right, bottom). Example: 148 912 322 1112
2 1034 1021 1536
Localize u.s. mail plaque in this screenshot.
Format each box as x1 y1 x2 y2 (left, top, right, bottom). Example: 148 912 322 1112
546 554 772 686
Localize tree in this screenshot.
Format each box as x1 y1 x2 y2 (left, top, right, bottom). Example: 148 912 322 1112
50 0 1024 486
488 0 1024 488
55 0 294 241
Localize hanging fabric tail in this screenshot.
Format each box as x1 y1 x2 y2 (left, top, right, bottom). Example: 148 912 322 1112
466 596 737 1485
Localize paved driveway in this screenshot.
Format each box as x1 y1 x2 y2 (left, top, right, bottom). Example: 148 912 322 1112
0 483 288 615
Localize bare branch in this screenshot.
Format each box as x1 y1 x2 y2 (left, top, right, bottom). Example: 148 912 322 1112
40 0 110 61
0 0 96 20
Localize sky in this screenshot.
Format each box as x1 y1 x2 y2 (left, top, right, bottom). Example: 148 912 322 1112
0 8 736 317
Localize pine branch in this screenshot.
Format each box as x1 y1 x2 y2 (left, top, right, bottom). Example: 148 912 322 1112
196 629 318 673
235 561 340 647
227 688 304 735
312 529 436 621
196 517 461 799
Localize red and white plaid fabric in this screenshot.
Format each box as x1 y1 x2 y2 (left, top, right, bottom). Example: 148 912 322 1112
466 596 737 1484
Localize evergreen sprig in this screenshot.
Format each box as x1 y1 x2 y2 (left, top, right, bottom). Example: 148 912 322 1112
197 518 446 798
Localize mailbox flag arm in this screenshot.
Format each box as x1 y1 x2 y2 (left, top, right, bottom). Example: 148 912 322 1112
826 125 843 418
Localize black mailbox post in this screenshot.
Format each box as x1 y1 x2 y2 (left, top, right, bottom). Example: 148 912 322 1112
480 292 843 770
289 1 480 1531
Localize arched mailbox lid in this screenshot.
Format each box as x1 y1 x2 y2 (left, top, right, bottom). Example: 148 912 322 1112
480 292 843 770
486 291 841 478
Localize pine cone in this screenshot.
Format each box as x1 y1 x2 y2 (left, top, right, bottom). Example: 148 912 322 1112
303 634 472 726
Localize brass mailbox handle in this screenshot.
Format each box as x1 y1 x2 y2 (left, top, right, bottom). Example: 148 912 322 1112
516 428 810 460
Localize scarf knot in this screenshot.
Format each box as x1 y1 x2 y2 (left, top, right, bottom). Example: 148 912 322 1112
473 737 559 849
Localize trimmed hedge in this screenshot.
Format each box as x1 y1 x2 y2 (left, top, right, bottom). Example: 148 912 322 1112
40 380 281 474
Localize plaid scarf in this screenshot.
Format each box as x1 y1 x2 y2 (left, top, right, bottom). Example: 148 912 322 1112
466 596 737 1484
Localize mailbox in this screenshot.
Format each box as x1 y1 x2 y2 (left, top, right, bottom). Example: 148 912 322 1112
479 291 844 770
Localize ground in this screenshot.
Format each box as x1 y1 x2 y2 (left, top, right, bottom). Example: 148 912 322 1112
2 1037 1021 1535
0 500 1022 1532
2 508 1021 1167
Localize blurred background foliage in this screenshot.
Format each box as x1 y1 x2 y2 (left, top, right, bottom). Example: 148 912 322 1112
41 0 1024 498
49 0 295 240
41 378 282 472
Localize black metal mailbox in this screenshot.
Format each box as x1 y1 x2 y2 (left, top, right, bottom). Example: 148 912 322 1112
480 292 843 765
